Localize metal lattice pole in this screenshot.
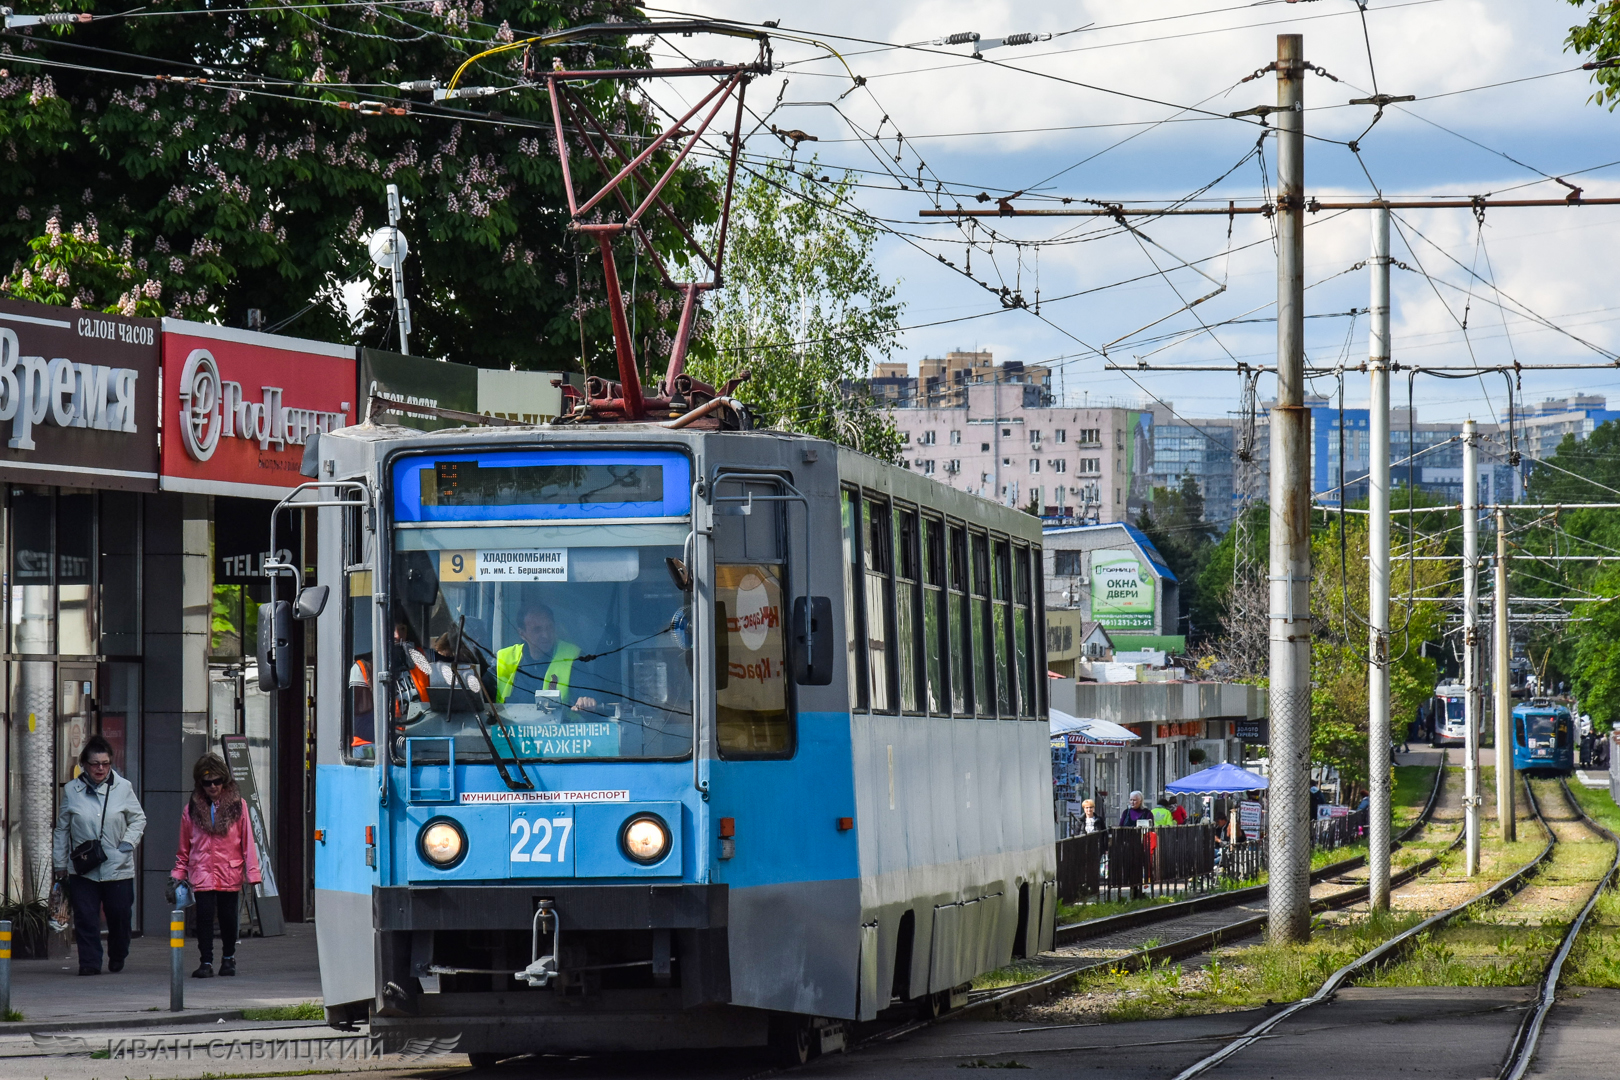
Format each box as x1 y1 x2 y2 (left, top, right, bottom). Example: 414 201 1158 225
1268 33 1314 945
1367 205 1393 911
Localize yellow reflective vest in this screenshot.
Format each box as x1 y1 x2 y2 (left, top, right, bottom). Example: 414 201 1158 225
495 641 581 704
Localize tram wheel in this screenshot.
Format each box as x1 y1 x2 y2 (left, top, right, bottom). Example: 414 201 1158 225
921 990 951 1019
467 1052 502 1070
768 1015 814 1067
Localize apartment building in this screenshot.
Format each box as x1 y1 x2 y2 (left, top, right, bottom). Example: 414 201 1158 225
886 362 1155 523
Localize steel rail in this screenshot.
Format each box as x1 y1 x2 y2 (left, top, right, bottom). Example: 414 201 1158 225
1170 775 1558 1080
1053 760 1447 948
1498 779 1620 1080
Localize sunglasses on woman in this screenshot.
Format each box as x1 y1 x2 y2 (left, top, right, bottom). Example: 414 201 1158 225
202 778 225 788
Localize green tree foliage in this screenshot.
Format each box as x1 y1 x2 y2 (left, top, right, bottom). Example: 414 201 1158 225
0 214 161 315
1310 505 1449 793
1519 421 1620 728
0 0 714 368
1136 474 1219 639
1568 0 1620 108
688 162 903 461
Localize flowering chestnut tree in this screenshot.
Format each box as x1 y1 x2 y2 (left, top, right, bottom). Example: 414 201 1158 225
0 1 718 370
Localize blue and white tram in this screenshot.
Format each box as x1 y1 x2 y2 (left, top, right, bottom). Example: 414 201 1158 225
276 423 1055 1064
1430 682 1472 747
1511 700 1574 777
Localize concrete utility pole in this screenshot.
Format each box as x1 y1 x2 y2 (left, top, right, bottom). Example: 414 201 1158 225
1367 205 1393 911
1462 419 1480 876
1269 33 1314 945
1495 507 1515 842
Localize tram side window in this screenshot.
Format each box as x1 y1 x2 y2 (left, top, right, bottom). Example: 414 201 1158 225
865 497 895 713
1031 545 1047 718
971 532 995 717
715 561 793 759
991 539 1013 717
922 516 948 714
1013 544 1035 719
841 489 868 709
1514 716 1526 746
948 525 971 715
1556 718 1571 751
894 507 923 713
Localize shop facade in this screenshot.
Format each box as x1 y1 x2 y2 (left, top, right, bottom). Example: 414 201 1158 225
0 303 354 936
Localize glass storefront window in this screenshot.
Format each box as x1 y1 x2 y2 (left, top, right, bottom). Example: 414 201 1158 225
56 493 94 656
11 489 53 655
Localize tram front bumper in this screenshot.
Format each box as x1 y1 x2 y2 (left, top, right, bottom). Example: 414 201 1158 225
374 882 728 931
372 884 733 1018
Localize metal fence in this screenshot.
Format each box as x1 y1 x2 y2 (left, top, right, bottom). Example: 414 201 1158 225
1055 830 1107 903
1056 808 1375 910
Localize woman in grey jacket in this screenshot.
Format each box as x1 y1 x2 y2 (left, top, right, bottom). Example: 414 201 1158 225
51 736 146 975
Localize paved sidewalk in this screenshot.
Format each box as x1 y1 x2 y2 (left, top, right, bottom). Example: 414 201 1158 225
1 922 322 1030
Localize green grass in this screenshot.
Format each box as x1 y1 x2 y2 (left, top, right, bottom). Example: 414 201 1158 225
1056 894 1181 924
0 1009 21 1022
239 1001 325 1022
1071 909 1427 1021
972 960 1050 990
1560 781 1620 988
1393 765 1441 827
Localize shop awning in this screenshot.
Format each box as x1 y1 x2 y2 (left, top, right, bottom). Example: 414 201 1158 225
1165 761 1270 794
1050 708 1141 746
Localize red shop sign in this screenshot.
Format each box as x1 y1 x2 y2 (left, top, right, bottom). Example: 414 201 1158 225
160 320 355 499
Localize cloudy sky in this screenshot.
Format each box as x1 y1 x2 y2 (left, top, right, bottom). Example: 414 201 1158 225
639 1 1620 430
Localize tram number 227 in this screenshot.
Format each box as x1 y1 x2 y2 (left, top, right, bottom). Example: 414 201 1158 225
511 817 572 863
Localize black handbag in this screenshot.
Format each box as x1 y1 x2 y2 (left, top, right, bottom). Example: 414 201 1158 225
69 778 110 876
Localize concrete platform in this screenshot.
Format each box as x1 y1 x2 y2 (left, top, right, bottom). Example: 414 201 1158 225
1 921 322 1029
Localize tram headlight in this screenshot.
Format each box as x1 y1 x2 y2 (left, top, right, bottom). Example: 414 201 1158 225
418 818 467 869
620 814 670 865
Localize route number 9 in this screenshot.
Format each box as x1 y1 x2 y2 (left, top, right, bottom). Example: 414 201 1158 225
439 549 475 582
511 817 572 863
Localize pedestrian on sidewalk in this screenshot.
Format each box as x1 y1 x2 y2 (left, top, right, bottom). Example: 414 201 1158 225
51 735 146 976
171 753 261 980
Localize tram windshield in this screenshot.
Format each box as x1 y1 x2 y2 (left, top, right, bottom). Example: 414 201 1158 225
1521 713 1567 750
386 522 693 763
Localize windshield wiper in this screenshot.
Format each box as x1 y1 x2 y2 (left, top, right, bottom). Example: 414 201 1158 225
448 615 535 792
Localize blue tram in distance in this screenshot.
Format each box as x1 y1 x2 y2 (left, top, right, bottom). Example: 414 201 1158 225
1511 700 1574 777
268 422 1056 1067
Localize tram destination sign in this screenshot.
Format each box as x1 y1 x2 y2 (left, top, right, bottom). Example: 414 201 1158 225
0 298 160 491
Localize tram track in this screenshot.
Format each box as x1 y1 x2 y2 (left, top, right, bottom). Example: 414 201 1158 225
1160 776 1619 1080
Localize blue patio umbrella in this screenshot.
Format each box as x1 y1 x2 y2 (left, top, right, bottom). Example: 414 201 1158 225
1165 761 1270 795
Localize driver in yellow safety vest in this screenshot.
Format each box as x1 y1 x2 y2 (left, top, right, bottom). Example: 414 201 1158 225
495 604 597 711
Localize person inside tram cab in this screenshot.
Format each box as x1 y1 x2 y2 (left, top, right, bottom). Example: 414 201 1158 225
496 604 597 711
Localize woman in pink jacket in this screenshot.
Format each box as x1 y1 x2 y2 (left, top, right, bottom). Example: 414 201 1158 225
171 753 261 978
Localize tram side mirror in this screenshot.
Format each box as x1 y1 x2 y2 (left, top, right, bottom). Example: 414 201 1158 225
256 600 293 691
665 557 692 592
293 584 329 620
792 596 833 686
